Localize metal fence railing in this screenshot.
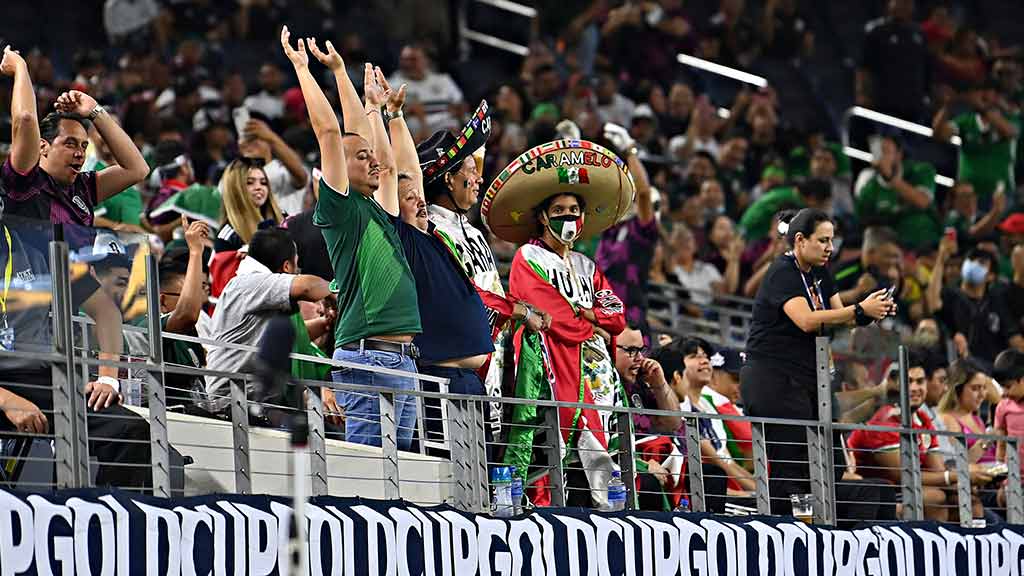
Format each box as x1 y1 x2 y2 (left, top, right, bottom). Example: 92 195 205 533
1 216 1021 528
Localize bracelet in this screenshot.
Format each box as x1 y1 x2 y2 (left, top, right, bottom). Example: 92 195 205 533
944 470 951 486
854 303 873 327
522 305 533 323
96 375 120 393
88 105 107 120
387 108 404 120
366 108 381 116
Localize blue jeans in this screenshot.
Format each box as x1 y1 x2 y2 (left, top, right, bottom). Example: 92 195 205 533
331 348 418 451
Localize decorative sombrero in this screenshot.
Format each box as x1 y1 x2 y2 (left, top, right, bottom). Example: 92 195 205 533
481 139 635 244
418 100 490 184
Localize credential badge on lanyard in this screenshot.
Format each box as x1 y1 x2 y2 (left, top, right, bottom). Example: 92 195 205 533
796 259 835 375
0 226 14 352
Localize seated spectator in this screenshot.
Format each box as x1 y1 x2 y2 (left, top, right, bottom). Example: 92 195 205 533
703 0 758 67
994 350 1024 467
847 353 991 522
716 137 748 205
927 240 1022 366
86 127 144 234
700 348 754 481
701 214 746 292
660 82 695 136
202 227 334 415
833 226 902 306
667 224 728 306
933 84 1020 208
935 28 988 89
917 348 953 460
0 213 154 490
216 159 284 252
942 181 1006 243
854 136 940 250
235 113 309 217
145 140 197 241
387 44 465 138
244 62 286 121
834 359 892 424
1006 242 1024 337
938 360 999 466
594 67 635 127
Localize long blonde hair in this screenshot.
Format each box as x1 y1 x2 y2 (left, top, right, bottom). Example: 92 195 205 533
220 160 283 243
937 359 984 414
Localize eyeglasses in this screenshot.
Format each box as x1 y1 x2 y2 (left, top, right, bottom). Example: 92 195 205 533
617 345 647 358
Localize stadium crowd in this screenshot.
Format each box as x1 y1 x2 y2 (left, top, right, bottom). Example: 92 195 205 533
1 0 1024 524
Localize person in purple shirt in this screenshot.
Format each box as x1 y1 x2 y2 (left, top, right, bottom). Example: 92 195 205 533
595 123 658 330
0 45 149 228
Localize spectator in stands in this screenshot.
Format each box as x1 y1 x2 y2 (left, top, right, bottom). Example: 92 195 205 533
153 220 211 405
942 181 1007 243
85 234 132 311
857 0 931 121
916 347 953 459
938 360 998 465
1 47 149 230
742 208 893 514
994 350 1024 467
933 85 1020 210
203 227 335 415
702 214 747 283
236 114 310 217
616 327 681 435
216 159 284 252
927 239 1022 366
700 348 754 478
935 28 988 88
661 82 695 137
190 105 234 185
244 63 287 121
739 178 832 242
742 208 793 297
87 128 144 234
833 226 902 306
667 224 734 306
594 68 635 127
847 352 990 522
298 32 421 450
760 0 813 60
1006 242 1024 336
835 359 890 424
0 207 153 490
703 0 758 67
387 44 464 139
146 140 196 241
596 123 659 329
600 0 693 88
853 136 940 250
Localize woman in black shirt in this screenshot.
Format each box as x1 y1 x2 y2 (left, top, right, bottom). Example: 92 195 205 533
741 208 893 513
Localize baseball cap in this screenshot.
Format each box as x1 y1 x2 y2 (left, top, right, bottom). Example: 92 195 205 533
710 348 746 375
997 213 1024 235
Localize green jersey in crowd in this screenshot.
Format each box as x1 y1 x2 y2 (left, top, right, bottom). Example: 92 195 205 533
738 186 803 241
854 160 941 250
86 158 143 226
951 111 1021 201
313 181 421 347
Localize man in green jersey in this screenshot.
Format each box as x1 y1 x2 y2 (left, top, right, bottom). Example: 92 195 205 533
282 28 422 450
738 178 831 242
853 136 940 250
933 84 1020 209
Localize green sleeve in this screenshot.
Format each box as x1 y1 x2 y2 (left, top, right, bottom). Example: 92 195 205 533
906 161 936 200
739 187 798 241
97 186 143 225
312 180 356 228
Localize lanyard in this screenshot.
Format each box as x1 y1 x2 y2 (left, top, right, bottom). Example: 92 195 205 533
1 225 11 328
791 253 826 311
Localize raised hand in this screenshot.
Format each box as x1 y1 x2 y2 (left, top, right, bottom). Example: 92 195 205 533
375 67 407 114
280 26 309 70
183 216 210 253
54 90 98 116
308 37 344 72
603 122 636 154
363 63 386 108
1 45 27 77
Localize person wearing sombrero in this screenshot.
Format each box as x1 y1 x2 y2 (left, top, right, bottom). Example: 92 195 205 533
482 139 634 508
414 98 551 442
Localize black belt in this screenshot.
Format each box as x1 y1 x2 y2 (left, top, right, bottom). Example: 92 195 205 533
342 338 420 359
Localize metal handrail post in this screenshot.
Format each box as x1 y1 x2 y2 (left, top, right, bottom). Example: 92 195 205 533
306 387 328 497
144 252 171 497
685 414 705 512
897 346 924 520
230 378 251 494
379 391 401 500
616 411 637 510
544 407 566 507
812 336 835 525
50 240 87 488
952 436 972 526
1007 438 1023 524
471 399 490 512
752 422 771 515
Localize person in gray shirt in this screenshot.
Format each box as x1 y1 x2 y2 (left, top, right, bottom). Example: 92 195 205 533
203 227 332 414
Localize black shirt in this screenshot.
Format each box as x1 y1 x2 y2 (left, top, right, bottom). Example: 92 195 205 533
1007 282 1024 340
284 210 333 281
861 17 930 117
939 284 1020 364
747 253 836 378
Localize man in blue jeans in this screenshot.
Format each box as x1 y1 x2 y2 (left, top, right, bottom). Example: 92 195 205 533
283 30 421 449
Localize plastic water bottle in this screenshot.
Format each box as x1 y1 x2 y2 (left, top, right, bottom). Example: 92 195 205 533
491 466 514 517
606 471 627 511
510 466 524 515
674 497 690 513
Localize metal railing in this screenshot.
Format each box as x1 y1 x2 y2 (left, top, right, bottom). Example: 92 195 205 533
1 220 1020 528
841 106 958 188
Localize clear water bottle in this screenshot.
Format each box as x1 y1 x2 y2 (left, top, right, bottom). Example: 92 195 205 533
606 470 627 511
510 466 524 516
491 466 514 517
674 497 690 513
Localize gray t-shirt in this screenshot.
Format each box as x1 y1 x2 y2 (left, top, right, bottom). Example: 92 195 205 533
203 261 295 412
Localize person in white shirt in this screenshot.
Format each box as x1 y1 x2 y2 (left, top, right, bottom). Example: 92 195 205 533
668 224 724 306
233 113 310 216
387 45 465 138
243 62 287 120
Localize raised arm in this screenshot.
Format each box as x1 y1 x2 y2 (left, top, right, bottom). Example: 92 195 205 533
363 65 398 216
284 29 347 193
1 46 40 173
377 71 420 192
308 38 370 143
926 235 955 314
165 218 209 334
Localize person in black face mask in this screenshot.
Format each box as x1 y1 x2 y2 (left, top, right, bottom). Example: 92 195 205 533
741 207 894 514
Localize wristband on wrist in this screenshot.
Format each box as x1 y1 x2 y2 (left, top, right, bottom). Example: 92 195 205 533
387 108 404 120
88 105 107 120
366 107 381 116
854 303 873 327
96 375 120 393
522 306 533 323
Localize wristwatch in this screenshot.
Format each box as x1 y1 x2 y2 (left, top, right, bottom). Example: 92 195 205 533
386 108 404 122
88 105 107 120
